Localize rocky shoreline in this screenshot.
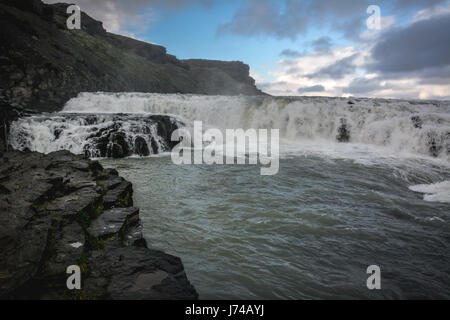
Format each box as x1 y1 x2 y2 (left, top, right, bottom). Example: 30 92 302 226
0 150 198 299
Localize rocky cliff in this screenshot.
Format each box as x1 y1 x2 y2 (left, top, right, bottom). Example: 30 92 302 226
0 0 263 113
0 150 198 299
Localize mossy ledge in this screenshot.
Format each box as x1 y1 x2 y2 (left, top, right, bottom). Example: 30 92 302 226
0 150 198 300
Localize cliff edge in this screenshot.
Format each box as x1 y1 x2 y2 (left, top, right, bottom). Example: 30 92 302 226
0 0 264 113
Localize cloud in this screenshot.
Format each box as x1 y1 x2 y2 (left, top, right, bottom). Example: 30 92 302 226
341 10 450 100
344 77 383 95
298 85 325 94
217 0 447 40
368 13 450 74
280 49 303 58
255 46 360 97
312 37 333 52
217 0 308 40
307 54 359 79
412 3 450 22
256 2 450 100
280 37 332 59
43 0 212 34
342 76 450 100
392 0 447 10
257 81 287 90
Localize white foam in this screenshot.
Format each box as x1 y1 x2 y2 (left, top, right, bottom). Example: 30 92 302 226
409 180 450 203
9 114 170 156
60 92 450 161
10 93 450 169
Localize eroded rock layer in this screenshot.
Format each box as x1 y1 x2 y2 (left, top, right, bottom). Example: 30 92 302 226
0 150 198 300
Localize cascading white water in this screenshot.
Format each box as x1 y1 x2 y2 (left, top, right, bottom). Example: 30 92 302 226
9 113 180 158
58 92 450 161
44 92 450 203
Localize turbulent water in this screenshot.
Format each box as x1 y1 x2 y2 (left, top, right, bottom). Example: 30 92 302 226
10 92 450 299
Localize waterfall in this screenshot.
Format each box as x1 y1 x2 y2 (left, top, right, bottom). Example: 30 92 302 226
9 92 450 161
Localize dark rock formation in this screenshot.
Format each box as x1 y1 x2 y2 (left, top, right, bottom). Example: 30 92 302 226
411 116 423 129
184 60 255 86
0 98 34 152
0 0 264 113
135 136 150 157
183 59 260 94
427 132 442 158
0 150 198 300
336 118 351 143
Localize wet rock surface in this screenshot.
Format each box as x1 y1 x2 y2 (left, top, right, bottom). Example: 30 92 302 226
0 0 263 113
336 118 351 143
0 98 35 152
0 150 198 300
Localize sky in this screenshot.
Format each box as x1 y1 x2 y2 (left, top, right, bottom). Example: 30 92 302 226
44 0 450 100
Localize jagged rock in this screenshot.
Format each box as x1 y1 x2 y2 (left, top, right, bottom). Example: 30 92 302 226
99 176 125 191
0 150 197 300
84 241 198 300
123 222 147 248
107 143 125 159
103 180 133 209
107 132 130 158
134 137 150 157
88 207 140 241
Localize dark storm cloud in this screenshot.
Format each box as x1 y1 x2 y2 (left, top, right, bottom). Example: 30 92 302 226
312 37 332 52
373 64 450 84
392 0 446 9
307 54 358 80
416 65 450 85
298 85 325 94
257 81 288 90
280 49 303 58
217 0 446 40
216 0 308 40
368 13 450 74
343 77 383 95
280 37 332 59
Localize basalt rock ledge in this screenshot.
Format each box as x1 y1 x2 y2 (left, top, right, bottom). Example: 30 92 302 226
0 150 198 300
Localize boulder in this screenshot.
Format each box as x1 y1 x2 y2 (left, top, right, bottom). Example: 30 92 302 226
88 207 140 241
336 118 351 143
134 136 150 157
